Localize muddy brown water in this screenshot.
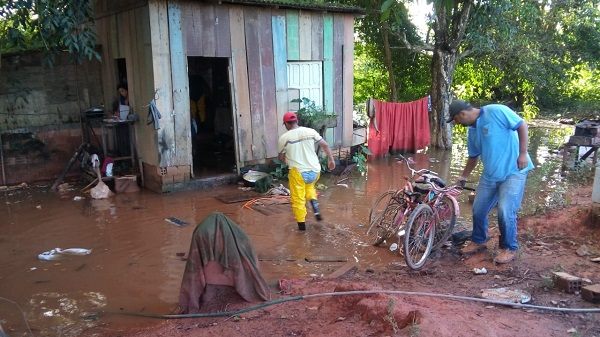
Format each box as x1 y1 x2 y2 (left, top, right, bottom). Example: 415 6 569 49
0 124 574 336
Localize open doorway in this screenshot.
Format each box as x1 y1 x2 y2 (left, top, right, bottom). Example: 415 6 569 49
188 57 236 178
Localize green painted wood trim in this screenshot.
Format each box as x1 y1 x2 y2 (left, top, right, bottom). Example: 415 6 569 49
323 14 334 118
286 10 299 61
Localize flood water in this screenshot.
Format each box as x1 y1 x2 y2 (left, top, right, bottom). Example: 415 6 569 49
0 121 576 336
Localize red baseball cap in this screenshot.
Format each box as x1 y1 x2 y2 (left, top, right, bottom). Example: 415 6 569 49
283 111 298 124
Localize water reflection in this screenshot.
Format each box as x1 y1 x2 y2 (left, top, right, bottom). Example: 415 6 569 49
0 120 577 336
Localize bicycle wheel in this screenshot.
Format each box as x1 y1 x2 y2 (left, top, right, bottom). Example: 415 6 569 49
431 196 457 251
403 203 435 270
366 190 402 246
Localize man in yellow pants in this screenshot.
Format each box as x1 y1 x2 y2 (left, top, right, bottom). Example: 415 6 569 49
278 112 335 231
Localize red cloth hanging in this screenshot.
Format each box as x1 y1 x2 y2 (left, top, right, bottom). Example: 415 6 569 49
367 97 430 157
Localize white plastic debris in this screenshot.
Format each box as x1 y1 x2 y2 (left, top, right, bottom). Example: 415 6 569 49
38 248 92 261
473 267 487 275
389 243 399 252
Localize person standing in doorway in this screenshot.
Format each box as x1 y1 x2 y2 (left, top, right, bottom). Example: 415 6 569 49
112 82 130 120
110 82 132 159
447 99 534 264
278 112 335 231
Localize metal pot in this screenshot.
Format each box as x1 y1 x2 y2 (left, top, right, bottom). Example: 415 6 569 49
242 171 270 187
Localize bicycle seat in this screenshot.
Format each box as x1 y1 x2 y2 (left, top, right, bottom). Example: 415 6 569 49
430 177 446 187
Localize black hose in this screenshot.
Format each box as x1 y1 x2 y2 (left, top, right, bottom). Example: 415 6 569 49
117 289 600 319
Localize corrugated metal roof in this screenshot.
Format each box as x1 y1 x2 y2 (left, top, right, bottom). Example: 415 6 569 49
210 0 366 15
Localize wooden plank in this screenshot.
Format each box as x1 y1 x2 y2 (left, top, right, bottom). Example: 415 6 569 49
215 5 232 57
229 6 252 163
322 14 334 126
272 13 289 141
305 256 348 263
342 14 354 147
149 0 175 167
258 10 278 158
181 2 200 56
298 10 311 60
168 1 191 166
286 10 299 61
126 10 138 112
200 3 217 57
332 14 344 147
245 8 265 160
96 17 116 114
138 5 159 166
116 12 129 58
311 13 323 61
326 262 358 279
109 15 120 59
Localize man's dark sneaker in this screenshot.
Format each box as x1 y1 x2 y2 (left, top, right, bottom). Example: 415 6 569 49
310 199 322 221
298 222 306 231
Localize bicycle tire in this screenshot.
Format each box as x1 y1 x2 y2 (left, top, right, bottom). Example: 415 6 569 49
366 190 403 246
403 203 435 270
431 195 457 251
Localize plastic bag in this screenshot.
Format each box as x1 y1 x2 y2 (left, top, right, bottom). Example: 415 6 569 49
38 248 92 261
91 180 114 199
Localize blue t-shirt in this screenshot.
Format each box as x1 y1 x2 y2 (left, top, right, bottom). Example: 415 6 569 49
467 104 534 182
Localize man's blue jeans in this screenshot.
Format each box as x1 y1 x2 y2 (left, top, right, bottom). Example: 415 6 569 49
471 171 528 251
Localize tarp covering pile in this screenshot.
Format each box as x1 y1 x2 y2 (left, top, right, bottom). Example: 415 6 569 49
178 212 270 313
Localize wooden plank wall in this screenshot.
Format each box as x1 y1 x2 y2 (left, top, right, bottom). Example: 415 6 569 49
229 7 252 162
342 14 355 147
95 3 157 166
332 15 345 147
168 2 191 166
272 13 288 139
97 1 357 169
149 0 175 167
322 14 334 138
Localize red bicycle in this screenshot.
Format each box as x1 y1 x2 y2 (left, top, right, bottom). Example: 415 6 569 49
366 154 474 269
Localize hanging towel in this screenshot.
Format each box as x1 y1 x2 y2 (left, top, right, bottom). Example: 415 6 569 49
147 99 162 130
367 97 430 157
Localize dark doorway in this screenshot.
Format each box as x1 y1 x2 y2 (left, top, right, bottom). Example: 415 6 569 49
188 57 236 178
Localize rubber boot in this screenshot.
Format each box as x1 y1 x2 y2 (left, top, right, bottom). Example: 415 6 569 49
298 222 306 231
310 199 322 221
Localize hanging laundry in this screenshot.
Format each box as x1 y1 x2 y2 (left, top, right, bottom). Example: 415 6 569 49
147 99 162 130
367 97 430 157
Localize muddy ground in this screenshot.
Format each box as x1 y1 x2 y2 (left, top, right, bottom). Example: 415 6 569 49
80 184 600 337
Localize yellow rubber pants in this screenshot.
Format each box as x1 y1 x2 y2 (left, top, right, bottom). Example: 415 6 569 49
288 167 320 222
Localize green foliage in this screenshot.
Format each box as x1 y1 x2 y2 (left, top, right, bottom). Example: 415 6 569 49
270 159 289 180
353 144 371 173
319 156 330 173
351 0 430 103
291 97 338 130
0 0 101 66
457 0 600 116
353 103 369 127
254 175 274 194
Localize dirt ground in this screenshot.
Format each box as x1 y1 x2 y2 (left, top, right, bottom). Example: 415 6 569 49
81 184 600 337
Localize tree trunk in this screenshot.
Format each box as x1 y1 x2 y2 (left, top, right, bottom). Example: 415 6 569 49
382 22 398 102
429 49 458 149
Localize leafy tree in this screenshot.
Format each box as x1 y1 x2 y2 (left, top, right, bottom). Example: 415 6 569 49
379 0 600 148
351 0 430 104
0 0 100 70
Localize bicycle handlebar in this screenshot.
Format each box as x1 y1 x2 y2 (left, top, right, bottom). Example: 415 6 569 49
396 154 438 177
396 154 475 193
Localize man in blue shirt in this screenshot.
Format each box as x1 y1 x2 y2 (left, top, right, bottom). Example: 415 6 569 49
447 99 534 263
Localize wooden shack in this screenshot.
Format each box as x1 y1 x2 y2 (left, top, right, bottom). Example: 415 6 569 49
94 0 363 193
